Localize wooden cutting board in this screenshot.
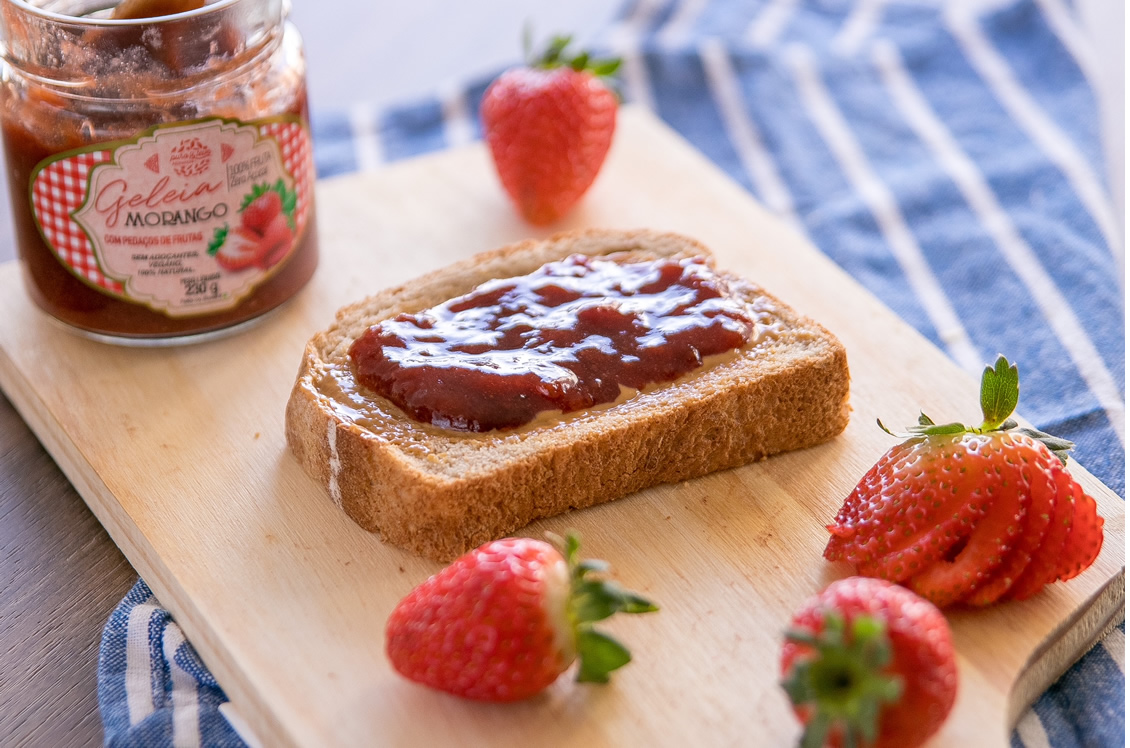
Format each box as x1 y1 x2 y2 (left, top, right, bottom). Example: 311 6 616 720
0 108 1122 748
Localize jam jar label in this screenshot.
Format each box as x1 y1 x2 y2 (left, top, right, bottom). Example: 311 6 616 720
30 117 314 317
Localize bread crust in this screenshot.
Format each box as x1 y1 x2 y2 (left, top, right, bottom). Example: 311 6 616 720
285 229 851 560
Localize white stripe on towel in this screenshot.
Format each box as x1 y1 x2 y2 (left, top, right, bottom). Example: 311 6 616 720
698 37 806 235
1015 710 1053 748
347 102 384 172
656 0 709 50
833 0 888 57
874 39 1125 444
439 83 474 149
124 597 158 726
785 43 984 374
945 1 1121 257
1033 0 1102 94
604 0 661 110
747 0 800 49
163 625 201 748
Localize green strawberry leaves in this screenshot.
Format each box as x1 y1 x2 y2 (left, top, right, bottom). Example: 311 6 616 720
573 578 656 622
878 355 1074 464
782 612 903 748
1016 428 1076 464
575 630 632 684
581 56 622 77
206 224 229 256
551 531 658 684
979 356 1020 431
525 32 621 78
877 414 965 438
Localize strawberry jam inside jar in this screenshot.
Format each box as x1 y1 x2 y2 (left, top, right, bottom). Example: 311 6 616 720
0 0 318 344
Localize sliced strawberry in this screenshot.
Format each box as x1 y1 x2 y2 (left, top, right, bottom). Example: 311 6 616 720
824 441 914 562
964 436 1058 606
1055 477 1104 582
908 456 1029 608
856 499 988 583
213 226 262 271
825 440 952 567
826 356 1104 608
1005 464 1076 601
254 212 294 269
827 434 994 582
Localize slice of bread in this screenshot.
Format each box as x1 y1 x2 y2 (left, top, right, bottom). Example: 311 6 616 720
285 229 850 561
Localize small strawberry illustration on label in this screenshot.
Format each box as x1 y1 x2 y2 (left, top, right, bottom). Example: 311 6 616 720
208 179 297 272
40 118 312 317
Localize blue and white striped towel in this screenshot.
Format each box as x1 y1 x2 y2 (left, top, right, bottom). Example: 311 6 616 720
100 0 1124 745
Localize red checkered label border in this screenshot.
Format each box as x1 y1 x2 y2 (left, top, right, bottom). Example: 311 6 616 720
30 119 314 298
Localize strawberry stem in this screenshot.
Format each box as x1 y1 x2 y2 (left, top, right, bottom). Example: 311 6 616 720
783 612 903 748
525 33 621 78
551 532 658 684
978 355 1020 431
877 355 1075 464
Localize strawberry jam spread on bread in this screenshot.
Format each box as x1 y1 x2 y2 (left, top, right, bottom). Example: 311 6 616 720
285 229 851 560
348 255 755 432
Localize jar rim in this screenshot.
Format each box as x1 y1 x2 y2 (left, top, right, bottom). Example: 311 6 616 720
4 0 244 26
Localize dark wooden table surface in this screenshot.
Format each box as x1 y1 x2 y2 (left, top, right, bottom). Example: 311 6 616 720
0 171 138 746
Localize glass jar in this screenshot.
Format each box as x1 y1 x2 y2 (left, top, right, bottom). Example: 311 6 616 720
0 0 318 344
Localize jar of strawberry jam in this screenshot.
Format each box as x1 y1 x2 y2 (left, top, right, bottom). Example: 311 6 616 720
0 0 318 344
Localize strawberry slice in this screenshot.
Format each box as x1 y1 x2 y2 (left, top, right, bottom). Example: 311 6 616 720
825 440 918 564
827 433 1001 582
908 459 1029 608
212 226 262 272
964 438 1058 606
1055 477 1104 582
855 502 988 583
824 439 962 569
1005 464 1077 601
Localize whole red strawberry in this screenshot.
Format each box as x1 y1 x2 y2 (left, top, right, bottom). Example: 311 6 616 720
481 35 620 225
825 356 1103 607
240 189 283 235
385 533 656 702
781 577 957 748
